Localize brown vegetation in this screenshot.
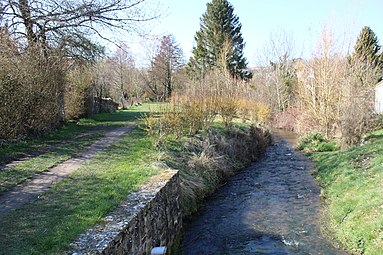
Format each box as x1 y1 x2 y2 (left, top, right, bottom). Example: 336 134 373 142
168 124 271 216
141 66 270 147
252 28 382 146
0 43 65 139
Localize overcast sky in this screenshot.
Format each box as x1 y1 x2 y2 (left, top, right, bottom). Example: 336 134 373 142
116 0 383 67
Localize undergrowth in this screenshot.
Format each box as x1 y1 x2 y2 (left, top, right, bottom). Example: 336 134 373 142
297 132 339 153
163 125 271 216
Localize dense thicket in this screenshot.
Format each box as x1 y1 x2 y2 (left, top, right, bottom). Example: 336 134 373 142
0 41 65 138
253 27 383 145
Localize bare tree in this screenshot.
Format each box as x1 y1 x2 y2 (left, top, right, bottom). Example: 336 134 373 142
109 44 135 107
1 0 161 58
254 31 298 113
296 28 378 144
148 34 184 101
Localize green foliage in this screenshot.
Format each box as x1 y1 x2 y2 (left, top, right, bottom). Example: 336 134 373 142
311 129 383 254
297 132 339 152
353 26 382 71
186 0 250 80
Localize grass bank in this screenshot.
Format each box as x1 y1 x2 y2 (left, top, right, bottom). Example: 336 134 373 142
164 123 271 216
0 108 150 194
0 107 148 164
306 130 383 254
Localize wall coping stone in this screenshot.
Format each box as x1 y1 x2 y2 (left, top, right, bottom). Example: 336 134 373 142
70 169 180 255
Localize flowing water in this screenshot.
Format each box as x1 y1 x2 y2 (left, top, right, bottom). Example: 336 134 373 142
181 131 348 255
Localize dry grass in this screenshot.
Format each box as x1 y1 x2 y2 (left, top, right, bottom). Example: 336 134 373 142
164 125 271 216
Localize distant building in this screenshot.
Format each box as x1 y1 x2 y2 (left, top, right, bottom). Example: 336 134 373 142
375 80 383 114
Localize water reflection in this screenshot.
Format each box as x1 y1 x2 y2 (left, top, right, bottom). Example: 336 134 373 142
271 128 299 147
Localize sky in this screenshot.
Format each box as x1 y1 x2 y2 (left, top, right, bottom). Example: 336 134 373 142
123 0 383 67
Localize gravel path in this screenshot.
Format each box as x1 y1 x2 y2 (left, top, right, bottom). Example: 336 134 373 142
0 126 134 216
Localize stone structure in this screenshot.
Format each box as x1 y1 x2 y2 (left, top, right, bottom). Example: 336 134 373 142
70 170 181 255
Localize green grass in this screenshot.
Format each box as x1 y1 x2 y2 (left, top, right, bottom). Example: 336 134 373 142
0 107 154 193
0 126 160 255
0 124 90 163
0 133 101 194
0 105 158 164
310 129 383 255
0 103 267 254
0 104 163 170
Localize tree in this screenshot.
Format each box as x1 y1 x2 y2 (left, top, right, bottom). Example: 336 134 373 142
353 26 382 70
148 34 184 101
1 0 160 60
110 44 136 107
186 0 250 80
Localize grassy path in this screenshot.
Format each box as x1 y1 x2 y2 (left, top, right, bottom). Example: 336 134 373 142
0 105 163 254
0 125 134 215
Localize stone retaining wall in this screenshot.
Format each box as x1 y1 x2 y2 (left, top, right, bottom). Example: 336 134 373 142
70 170 181 255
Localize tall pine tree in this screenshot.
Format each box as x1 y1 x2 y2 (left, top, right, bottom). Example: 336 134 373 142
353 26 383 71
186 0 251 80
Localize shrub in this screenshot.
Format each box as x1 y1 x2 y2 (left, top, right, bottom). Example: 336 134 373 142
298 132 339 152
64 65 96 120
0 45 65 139
167 125 271 216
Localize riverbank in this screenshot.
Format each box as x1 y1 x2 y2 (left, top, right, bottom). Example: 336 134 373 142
309 129 383 255
164 124 271 218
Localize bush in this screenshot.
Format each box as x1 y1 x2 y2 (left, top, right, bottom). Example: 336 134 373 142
165 125 271 216
64 65 96 120
0 45 65 139
298 132 339 152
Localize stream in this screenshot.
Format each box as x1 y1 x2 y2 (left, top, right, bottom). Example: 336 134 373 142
181 131 348 255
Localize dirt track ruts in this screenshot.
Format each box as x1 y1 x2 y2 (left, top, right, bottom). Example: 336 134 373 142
0 126 134 216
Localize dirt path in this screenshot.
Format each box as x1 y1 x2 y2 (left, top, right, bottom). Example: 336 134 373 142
0 126 112 172
0 126 134 216
182 138 348 255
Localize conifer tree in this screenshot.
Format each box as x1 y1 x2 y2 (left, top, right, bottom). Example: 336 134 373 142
186 0 251 80
353 26 382 71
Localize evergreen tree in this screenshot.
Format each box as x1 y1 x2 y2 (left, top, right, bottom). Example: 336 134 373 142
353 26 382 71
186 0 251 80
